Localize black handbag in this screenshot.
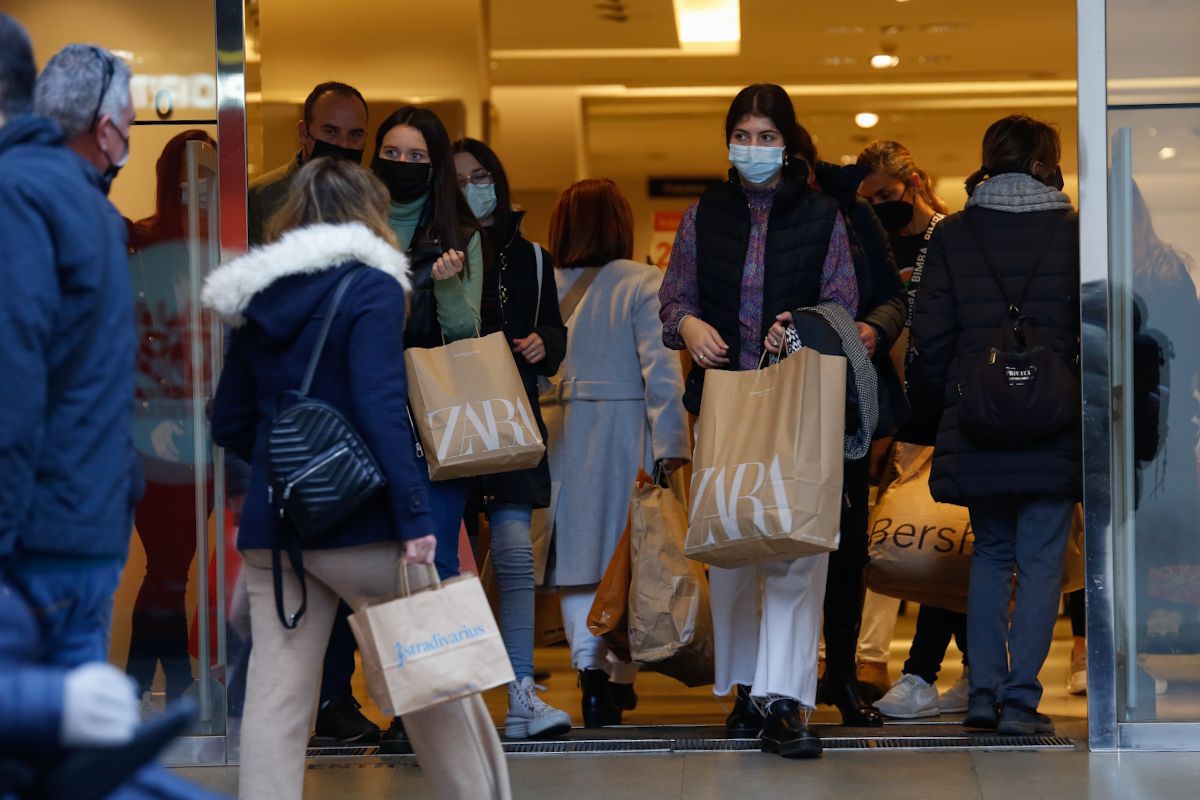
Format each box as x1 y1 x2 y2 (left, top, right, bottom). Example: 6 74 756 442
956 212 1079 447
267 268 387 628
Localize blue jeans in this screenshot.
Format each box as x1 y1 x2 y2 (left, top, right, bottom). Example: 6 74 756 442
966 495 1075 710
489 504 535 680
10 557 123 666
430 477 468 581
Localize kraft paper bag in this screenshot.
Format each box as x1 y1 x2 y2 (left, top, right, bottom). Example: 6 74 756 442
348 563 514 718
685 347 847 568
866 443 975 613
587 511 633 663
628 473 714 687
866 442 1087 613
405 332 546 480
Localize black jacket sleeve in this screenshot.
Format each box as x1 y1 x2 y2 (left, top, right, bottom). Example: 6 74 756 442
852 200 906 351
911 226 958 397
532 245 567 377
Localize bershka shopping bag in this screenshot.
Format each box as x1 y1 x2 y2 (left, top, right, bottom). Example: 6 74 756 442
684 347 846 568
405 332 545 480
628 471 714 687
348 562 514 717
866 442 1086 612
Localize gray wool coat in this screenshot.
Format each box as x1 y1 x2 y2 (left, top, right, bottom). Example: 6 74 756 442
544 259 690 587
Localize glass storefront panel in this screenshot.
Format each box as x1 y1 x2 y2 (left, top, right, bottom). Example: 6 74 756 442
1109 117 1200 723
16 0 229 737
1107 0 1200 106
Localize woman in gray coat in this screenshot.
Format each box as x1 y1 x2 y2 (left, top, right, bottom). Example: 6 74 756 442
544 179 691 727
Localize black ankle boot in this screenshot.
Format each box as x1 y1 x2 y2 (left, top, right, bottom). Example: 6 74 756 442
819 670 883 727
609 681 638 713
579 669 620 728
759 699 822 759
725 684 764 738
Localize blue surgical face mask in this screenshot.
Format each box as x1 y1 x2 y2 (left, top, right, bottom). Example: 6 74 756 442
729 144 785 186
463 183 498 221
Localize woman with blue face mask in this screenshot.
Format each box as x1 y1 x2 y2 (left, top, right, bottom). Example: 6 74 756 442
451 138 571 740
659 83 859 759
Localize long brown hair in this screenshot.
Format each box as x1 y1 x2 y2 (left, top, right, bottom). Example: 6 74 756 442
965 115 1061 195
548 179 634 268
265 157 397 248
857 140 949 215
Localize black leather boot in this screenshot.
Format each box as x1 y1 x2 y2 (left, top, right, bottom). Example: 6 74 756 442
759 699 822 759
579 669 620 728
818 670 884 727
725 684 764 738
609 681 638 713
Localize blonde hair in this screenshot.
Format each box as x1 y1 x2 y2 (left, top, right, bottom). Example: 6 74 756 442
265 157 398 248
857 140 949 215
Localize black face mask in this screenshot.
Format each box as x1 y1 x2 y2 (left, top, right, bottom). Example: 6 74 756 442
873 197 915 233
1046 165 1065 191
308 136 365 165
372 158 433 203
98 126 130 197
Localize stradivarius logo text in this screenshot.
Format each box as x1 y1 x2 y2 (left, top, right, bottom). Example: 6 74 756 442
394 625 488 667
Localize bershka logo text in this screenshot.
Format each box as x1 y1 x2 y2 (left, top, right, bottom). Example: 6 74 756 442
428 398 540 462
869 516 974 554
394 624 488 668
690 455 792 538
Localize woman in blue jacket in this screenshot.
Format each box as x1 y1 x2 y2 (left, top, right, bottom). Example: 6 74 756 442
205 158 509 800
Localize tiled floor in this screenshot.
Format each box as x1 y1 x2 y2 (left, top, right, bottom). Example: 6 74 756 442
171 607 1185 798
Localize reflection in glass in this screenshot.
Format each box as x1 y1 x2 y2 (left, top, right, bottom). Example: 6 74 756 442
126 130 223 728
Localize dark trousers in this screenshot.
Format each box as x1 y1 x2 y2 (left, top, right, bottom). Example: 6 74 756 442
823 456 870 677
904 605 968 684
318 473 468 704
966 495 1074 709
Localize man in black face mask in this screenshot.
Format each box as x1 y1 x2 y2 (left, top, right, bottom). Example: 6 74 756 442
247 81 369 245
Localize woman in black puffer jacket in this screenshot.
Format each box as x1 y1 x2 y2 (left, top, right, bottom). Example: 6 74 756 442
912 115 1081 737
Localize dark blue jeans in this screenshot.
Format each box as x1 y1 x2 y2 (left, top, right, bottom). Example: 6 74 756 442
10 557 123 666
966 495 1074 710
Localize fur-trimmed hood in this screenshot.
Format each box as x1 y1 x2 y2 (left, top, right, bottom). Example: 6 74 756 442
202 222 410 326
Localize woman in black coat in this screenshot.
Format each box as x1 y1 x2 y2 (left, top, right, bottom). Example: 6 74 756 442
912 115 1081 736
452 138 571 741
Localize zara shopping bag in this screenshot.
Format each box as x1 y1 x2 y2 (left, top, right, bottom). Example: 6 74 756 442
348 562 514 717
684 347 847 568
405 331 545 480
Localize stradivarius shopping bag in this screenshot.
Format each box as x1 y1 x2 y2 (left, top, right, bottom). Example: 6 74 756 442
348 561 514 717
684 347 847 568
405 332 545 480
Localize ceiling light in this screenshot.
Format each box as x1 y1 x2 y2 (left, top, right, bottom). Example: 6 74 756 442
673 0 741 53
855 112 880 129
871 54 900 69
821 56 859 66
1158 146 1177 160
824 25 867 35
922 23 966 34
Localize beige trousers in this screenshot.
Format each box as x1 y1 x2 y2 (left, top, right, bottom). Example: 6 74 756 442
239 543 511 800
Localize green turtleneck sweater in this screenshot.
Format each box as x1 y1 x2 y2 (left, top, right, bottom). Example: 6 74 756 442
388 195 483 343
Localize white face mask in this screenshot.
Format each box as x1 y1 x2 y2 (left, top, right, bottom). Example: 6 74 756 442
728 144 785 186
464 183 498 221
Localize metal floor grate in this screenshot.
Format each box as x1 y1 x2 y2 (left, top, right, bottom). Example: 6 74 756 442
305 728 1074 759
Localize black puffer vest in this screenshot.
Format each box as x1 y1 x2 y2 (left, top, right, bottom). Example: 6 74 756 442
685 171 839 413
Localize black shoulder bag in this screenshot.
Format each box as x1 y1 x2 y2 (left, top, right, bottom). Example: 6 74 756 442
956 212 1079 447
267 268 387 628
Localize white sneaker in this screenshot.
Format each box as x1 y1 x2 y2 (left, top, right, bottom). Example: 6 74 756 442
875 674 940 719
1067 654 1087 696
505 677 572 740
939 668 970 714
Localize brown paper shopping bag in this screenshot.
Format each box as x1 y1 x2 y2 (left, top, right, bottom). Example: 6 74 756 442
866 442 1087 612
586 511 633 662
405 332 546 480
685 347 847 568
628 472 714 687
348 562 514 718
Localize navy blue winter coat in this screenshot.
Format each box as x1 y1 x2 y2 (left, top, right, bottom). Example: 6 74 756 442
0 116 142 561
205 223 434 550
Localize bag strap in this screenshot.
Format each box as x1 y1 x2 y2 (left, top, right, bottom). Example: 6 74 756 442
299 268 362 396
963 211 1066 318
273 523 308 629
558 266 602 323
532 242 544 328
